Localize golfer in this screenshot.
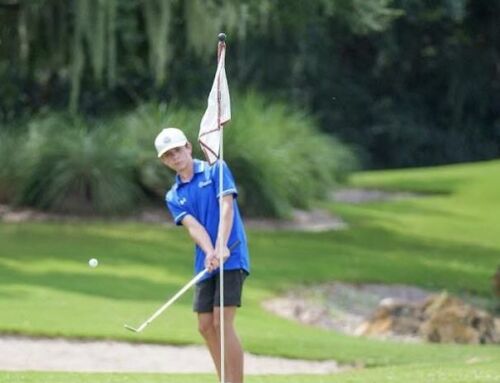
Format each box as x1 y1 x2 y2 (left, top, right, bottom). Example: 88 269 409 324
155 127 250 383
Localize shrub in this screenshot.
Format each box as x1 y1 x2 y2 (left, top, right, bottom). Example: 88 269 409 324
115 102 193 198
125 93 357 217
221 92 358 217
2 92 358 217
17 114 142 214
0 131 27 203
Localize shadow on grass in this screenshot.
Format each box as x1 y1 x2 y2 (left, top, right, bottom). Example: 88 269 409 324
0 222 198 301
249 224 498 297
0 264 193 302
0 214 498 304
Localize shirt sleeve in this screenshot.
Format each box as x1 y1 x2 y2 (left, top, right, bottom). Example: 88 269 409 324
165 190 188 225
212 161 238 198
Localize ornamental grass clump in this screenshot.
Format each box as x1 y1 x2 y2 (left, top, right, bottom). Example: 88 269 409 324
17 114 141 214
0 131 27 203
2 92 357 218
222 92 358 217
110 93 358 218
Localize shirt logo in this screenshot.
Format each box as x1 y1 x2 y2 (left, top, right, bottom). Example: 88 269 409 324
198 180 212 188
179 197 187 205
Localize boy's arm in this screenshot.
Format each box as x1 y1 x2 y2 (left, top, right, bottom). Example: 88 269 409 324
215 194 234 250
209 194 234 270
181 215 215 259
182 194 234 271
181 214 228 272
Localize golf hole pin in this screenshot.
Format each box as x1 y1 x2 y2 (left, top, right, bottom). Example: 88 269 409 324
88 258 98 268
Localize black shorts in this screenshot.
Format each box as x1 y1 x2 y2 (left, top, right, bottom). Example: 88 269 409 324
193 269 248 313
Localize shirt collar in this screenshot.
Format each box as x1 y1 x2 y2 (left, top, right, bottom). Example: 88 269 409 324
175 159 205 185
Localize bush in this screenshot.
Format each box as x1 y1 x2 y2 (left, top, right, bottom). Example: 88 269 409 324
223 92 358 217
116 93 358 217
0 131 26 203
17 114 142 214
2 93 358 217
114 102 195 198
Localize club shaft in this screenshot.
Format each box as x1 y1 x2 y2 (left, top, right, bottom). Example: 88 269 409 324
127 239 240 333
136 269 208 332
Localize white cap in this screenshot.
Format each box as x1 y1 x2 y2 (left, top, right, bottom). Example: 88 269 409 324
154 128 188 158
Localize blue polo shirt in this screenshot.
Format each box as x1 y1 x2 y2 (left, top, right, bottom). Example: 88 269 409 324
166 159 250 281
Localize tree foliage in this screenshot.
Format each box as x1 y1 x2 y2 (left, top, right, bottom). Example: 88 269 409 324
0 0 498 168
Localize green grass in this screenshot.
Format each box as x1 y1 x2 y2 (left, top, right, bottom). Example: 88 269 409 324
1 160 500 380
2 360 500 383
328 160 500 293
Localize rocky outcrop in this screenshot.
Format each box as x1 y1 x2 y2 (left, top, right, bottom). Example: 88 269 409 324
356 292 500 344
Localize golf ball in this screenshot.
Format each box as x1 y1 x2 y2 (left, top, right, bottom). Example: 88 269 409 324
88 258 98 268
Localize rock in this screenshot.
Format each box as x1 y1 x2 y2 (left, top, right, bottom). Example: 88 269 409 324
419 293 498 344
493 266 500 297
292 300 329 326
420 305 480 343
356 299 420 337
262 298 331 329
356 316 393 336
495 319 500 343
263 282 500 345
0 204 10 216
356 291 499 344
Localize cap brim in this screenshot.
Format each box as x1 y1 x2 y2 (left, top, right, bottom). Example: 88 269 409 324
157 140 188 158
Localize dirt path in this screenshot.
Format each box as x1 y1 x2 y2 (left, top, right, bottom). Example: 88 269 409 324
0 336 341 375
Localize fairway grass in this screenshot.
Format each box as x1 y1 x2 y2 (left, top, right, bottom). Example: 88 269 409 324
2 360 500 383
1 160 500 379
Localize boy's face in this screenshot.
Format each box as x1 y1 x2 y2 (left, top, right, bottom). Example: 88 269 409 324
160 143 193 173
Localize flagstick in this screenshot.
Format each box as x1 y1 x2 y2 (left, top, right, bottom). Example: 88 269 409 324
217 32 226 383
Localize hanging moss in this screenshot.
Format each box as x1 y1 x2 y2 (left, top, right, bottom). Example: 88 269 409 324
86 0 106 84
69 0 85 114
106 0 117 88
17 3 29 76
142 0 172 87
69 0 118 112
183 0 240 59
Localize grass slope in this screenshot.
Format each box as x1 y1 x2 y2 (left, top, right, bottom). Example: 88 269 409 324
0 160 499 375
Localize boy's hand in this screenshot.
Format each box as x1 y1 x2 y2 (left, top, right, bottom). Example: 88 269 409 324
204 246 230 272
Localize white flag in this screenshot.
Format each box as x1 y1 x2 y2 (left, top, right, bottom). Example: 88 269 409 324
199 46 231 164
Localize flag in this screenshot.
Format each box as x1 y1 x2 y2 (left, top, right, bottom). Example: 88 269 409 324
199 45 231 165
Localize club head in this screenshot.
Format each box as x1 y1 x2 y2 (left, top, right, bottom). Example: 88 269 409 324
124 324 140 333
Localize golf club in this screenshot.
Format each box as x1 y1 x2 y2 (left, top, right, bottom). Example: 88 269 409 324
124 240 240 333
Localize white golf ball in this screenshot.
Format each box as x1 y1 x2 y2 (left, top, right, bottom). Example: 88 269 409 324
88 258 98 268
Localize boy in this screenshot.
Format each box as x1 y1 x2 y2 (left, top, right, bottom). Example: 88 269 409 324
155 127 250 383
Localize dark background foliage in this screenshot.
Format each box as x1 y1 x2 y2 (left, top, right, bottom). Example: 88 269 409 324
0 0 499 169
